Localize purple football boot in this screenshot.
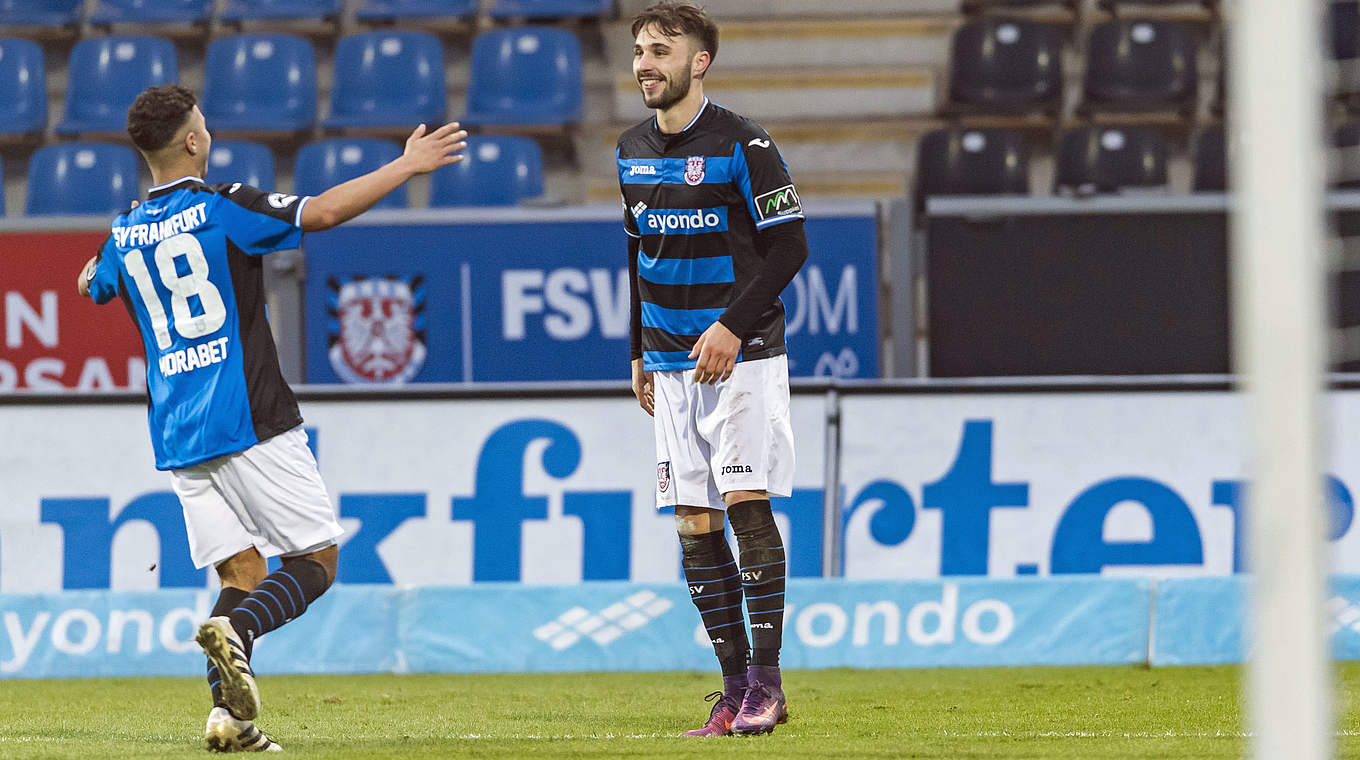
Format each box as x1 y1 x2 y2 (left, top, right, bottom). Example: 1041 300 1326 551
731 665 788 735
682 675 747 737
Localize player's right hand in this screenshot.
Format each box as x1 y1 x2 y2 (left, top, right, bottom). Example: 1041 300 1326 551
631 358 654 417
401 122 469 174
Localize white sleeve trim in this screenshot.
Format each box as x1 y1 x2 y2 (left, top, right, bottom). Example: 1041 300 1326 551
624 227 641 238
294 196 312 228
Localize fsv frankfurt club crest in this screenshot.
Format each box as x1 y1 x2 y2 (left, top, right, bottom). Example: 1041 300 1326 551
326 275 427 384
684 156 705 185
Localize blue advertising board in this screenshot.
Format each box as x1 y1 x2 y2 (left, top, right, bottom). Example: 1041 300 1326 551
301 204 877 383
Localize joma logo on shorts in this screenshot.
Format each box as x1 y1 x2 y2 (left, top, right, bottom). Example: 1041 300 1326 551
721 464 754 475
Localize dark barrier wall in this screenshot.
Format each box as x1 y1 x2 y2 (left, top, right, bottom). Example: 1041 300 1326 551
302 205 878 383
926 205 1230 377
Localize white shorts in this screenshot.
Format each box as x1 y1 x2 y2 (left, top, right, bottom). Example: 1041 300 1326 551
170 426 344 569
653 354 795 511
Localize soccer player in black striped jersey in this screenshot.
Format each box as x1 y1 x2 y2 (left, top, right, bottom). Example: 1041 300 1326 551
618 1 809 738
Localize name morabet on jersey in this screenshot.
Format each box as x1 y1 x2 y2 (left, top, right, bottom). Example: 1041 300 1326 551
616 99 805 372
87 178 311 470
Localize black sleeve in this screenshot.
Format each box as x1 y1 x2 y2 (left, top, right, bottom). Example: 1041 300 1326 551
628 235 643 361
211 182 307 226
718 219 809 337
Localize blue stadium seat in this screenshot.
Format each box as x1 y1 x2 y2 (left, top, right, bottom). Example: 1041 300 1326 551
325 31 446 130
0 39 46 136
948 18 1064 114
56 36 179 135
202 35 316 133
91 0 213 25
294 139 406 208
1083 19 1198 113
26 143 140 216
206 140 275 188
0 0 82 26
220 0 341 22
489 0 612 19
463 27 583 126
1056 126 1168 194
430 136 544 207
355 0 477 21
916 128 1029 197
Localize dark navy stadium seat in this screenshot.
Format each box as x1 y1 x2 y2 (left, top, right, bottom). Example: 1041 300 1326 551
1056 126 1167 194
430 136 544 207
206 141 275 188
1335 123 1360 189
1192 124 1226 192
91 0 213 25
0 0 82 26
202 35 316 133
325 31 445 130
948 18 1064 114
355 0 477 21
490 0 613 19
916 128 1029 196
294 139 406 208
56 36 178 135
0 39 46 136
1083 19 1198 113
26 143 140 216
463 27 583 126
220 0 341 22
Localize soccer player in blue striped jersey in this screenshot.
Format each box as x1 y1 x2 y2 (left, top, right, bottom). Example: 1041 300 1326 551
618 2 809 738
76 84 467 752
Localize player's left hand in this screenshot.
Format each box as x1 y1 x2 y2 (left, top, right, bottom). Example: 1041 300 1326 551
689 321 740 384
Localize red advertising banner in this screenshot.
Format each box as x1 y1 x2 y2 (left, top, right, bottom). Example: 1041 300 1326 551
0 231 145 392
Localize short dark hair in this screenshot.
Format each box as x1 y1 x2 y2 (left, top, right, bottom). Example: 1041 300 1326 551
631 1 719 62
126 84 197 152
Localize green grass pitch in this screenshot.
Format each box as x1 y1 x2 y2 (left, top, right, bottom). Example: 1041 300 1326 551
3 665 1360 758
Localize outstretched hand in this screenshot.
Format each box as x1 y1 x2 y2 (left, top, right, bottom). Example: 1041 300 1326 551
402 122 469 174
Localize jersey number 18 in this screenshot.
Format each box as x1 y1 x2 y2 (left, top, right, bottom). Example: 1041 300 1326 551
123 233 228 350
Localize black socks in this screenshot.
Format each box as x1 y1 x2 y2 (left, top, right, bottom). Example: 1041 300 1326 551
226 558 330 650
729 499 786 668
679 529 751 677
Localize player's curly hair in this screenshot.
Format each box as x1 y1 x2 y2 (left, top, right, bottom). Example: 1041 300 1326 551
631 1 719 66
126 84 197 152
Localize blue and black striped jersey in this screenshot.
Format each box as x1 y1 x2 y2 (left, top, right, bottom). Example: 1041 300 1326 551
87 177 310 470
617 99 804 371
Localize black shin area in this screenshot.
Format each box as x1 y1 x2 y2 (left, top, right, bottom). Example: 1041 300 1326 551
728 499 786 668
226 558 330 647
679 529 750 676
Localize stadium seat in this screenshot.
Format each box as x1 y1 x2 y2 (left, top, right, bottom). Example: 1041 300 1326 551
220 0 341 22
91 0 213 25
202 35 316 133
294 139 406 208
56 36 178 135
1055 126 1167 194
206 140 275 188
26 143 140 216
430 136 544 207
355 0 478 21
463 27 583 126
0 0 82 26
489 0 613 19
1335 123 1360 189
0 39 46 136
947 18 1064 114
1083 19 1198 113
915 128 1029 197
1192 124 1226 192
325 31 446 130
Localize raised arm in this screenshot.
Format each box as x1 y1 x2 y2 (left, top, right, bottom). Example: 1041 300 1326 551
299 122 468 232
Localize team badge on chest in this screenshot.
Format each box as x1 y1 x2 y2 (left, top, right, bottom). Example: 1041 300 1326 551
684 155 706 186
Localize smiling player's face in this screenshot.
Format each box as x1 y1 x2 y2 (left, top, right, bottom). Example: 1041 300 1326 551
633 25 697 111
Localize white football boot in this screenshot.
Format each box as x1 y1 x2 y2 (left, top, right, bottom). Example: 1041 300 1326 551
197 616 261 721
205 706 282 752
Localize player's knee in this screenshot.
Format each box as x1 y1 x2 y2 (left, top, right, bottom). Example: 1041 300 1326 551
675 506 724 536
216 547 267 590
286 544 338 590
727 497 780 542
